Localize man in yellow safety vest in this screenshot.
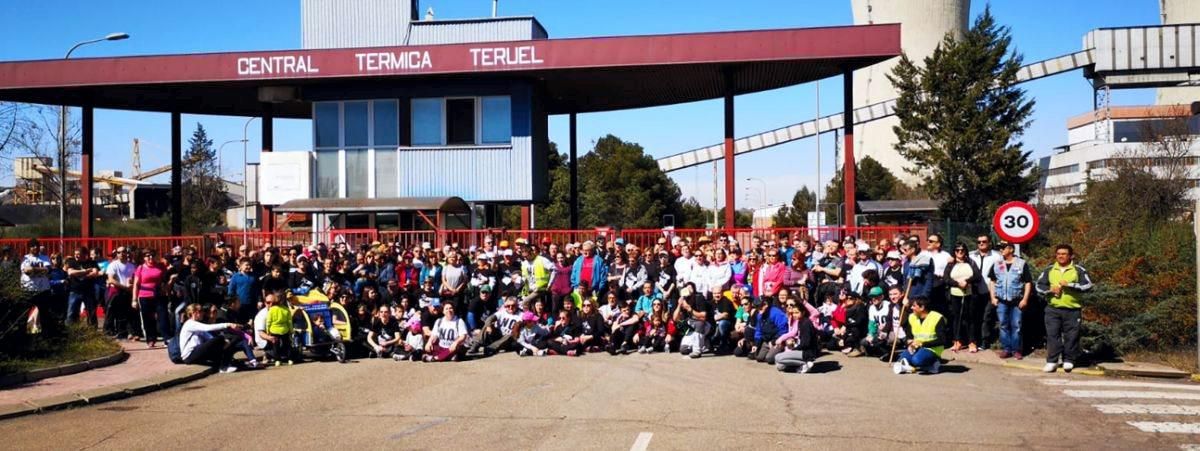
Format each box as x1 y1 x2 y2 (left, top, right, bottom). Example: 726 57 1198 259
894 296 949 375
521 245 556 311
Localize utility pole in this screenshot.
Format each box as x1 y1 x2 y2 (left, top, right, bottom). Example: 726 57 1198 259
1194 199 1200 371
815 79 822 227
712 161 719 227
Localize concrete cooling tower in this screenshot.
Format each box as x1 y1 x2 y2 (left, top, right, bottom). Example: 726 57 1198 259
1156 0 1200 105
850 0 970 184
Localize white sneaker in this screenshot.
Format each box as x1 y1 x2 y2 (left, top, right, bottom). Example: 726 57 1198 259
220 366 238 374
1063 362 1075 373
893 358 912 375
799 361 813 374
1043 362 1058 373
246 360 259 369
536 349 547 356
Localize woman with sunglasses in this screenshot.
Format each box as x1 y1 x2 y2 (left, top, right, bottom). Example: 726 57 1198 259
637 298 674 353
943 243 983 353
574 298 607 354
132 250 170 348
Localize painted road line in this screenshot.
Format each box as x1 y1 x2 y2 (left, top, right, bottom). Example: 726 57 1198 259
1096 404 1200 415
1127 422 1200 434
1065 390 1200 400
1042 379 1200 391
1179 444 1200 450
630 432 653 451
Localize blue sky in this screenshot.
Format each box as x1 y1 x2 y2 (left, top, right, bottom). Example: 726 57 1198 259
0 0 1162 208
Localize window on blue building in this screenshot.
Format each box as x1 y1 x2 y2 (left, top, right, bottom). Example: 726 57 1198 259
314 102 339 149
373 100 399 147
411 98 442 146
344 101 369 148
481 96 511 144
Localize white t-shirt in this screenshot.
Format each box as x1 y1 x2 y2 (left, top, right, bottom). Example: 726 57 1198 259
179 319 228 361
970 250 1001 281
495 310 522 336
20 254 51 292
106 259 136 286
253 308 270 349
673 257 694 285
433 317 468 349
868 301 891 333
929 250 953 276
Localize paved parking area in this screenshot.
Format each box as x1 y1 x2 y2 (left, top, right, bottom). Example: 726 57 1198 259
0 351 1181 450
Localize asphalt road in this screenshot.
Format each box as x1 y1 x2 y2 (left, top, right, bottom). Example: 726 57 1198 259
0 351 1188 450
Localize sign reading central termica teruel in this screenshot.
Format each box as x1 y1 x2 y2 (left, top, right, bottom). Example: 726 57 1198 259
234 44 544 76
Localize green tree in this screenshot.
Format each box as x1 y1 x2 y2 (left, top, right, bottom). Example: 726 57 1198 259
772 186 816 227
820 156 911 223
577 135 685 229
181 124 229 231
889 6 1039 222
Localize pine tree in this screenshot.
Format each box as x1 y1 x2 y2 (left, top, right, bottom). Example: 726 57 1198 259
888 7 1039 223
182 124 229 230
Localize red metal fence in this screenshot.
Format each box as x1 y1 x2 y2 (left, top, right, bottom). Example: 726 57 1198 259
2 225 928 258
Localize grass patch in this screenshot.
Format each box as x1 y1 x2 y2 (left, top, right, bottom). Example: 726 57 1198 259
0 324 122 376
1121 349 1199 374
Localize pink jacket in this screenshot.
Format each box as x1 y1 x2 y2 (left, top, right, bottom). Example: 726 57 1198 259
756 263 787 297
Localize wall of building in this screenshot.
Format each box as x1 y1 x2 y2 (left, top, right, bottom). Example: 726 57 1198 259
408 17 548 45
850 0 970 184
1156 0 1200 105
301 0 418 49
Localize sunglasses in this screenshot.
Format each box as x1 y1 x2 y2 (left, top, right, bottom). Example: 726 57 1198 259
977 240 989 244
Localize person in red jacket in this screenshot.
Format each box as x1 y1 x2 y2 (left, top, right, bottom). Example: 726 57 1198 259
756 250 787 302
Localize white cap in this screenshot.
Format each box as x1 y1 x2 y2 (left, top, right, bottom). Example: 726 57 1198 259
421 242 432 250
886 250 901 260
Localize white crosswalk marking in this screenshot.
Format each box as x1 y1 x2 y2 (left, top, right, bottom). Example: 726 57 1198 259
1041 379 1200 392
1179 444 1200 450
1096 404 1200 415
1065 390 1200 400
1128 422 1200 434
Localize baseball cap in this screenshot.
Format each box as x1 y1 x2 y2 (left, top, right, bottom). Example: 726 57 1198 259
499 240 510 248
857 242 871 252
615 238 625 245
421 242 432 250
480 284 492 292
521 311 537 322
886 250 902 260
868 286 884 298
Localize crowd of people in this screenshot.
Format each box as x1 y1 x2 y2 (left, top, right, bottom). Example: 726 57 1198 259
5 229 1093 375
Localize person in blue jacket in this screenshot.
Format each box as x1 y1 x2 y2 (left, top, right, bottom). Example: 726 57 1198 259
753 297 790 364
901 240 932 301
570 241 608 295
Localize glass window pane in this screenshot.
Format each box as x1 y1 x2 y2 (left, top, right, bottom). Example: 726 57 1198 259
481 96 511 144
314 102 339 148
346 149 369 198
375 149 397 198
373 100 399 147
316 149 339 198
411 98 442 146
344 101 369 147
446 98 476 145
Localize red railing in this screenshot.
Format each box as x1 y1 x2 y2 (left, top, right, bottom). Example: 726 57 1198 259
2 225 928 258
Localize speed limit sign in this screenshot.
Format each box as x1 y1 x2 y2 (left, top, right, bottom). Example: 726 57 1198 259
992 201 1039 243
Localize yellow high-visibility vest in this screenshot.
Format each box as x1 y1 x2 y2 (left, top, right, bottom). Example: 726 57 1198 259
908 311 944 357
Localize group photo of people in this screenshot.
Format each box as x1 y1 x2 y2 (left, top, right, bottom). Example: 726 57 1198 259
9 229 1093 376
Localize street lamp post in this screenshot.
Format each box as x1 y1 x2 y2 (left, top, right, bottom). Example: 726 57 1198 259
746 177 768 208
59 32 129 238
216 139 246 184
242 117 258 240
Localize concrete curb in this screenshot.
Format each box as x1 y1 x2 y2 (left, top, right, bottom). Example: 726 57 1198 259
940 353 1108 377
0 350 128 389
0 365 214 421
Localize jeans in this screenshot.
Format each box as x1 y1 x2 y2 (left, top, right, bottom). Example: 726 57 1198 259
1045 307 1081 364
713 319 733 349
996 301 1022 353
466 312 480 331
66 291 96 325
900 347 938 369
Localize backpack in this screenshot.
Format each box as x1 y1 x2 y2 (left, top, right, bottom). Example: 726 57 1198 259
167 336 183 364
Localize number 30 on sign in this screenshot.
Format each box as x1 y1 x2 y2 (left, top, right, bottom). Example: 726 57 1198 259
992 201 1039 244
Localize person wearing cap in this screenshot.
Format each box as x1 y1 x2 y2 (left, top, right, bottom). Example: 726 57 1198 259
517 310 552 356
520 245 556 312
674 283 715 359
847 242 883 296
895 296 948 375
570 241 608 296
988 241 1032 360
424 300 468 362
881 250 906 291
861 286 895 357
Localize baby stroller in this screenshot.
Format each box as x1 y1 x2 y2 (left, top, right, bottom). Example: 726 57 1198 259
289 290 352 363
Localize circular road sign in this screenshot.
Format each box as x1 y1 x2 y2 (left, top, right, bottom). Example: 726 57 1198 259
992 201 1039 243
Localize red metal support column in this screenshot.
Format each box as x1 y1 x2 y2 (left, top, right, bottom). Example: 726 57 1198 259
170 112 182 236
569 113 579 230
520 206 531 231
80 106 94 238
842 69 856 231
260 105 274 232
723 71 736 233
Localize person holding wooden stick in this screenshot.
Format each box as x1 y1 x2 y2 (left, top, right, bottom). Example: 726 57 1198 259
894 297 949 375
